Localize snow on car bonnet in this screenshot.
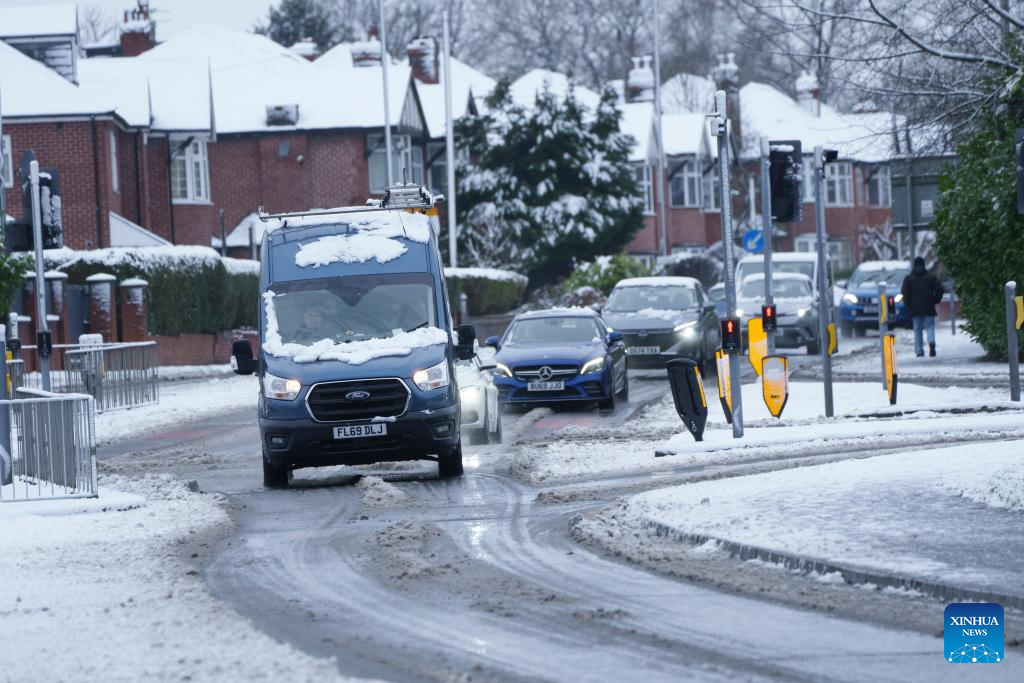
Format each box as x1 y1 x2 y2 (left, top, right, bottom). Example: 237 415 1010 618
261 291 447 364
293 211 432 268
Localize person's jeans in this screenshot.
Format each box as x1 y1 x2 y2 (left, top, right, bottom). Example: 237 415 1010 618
912 316 936 355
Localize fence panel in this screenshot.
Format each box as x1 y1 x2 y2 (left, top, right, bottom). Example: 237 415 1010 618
0 391 97 502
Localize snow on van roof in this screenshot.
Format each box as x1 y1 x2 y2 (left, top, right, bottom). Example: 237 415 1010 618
615 276 700 288
738 252 816 263
287 211 433 268
261 291 449 365
741 272 812 283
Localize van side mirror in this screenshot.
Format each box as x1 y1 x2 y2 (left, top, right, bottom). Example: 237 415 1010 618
231 339 257 375
455 324 477 361
607 331 623 344
484 335 500 349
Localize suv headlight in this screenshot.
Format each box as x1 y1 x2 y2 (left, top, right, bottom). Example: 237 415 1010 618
413 360 450 391
796 308 808 317
493 362 512 378
894 294 903 303
674 321 698 338
843 293 858 304
262 372 302 400
581 357 605 374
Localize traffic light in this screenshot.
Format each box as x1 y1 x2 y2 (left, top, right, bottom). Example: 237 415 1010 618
721 317 742 354
768 139 803 223
761 304 777 333
1016 129 1024 215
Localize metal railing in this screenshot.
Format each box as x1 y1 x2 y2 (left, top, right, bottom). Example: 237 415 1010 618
0 390 97 502
13 342 159 413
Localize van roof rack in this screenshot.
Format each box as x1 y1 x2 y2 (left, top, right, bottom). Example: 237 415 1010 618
257 183 443 222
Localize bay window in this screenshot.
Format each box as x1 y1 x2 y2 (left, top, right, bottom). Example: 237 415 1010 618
170 138 210 203
865 165 891 207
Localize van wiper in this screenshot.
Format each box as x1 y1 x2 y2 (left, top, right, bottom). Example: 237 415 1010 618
405 320 429 332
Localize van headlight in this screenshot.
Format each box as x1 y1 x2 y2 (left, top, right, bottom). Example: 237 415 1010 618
493 362 512 378
262 372 302 400
581 357 605 374
413 360 450 391
843 293 858 304
796 308 808 317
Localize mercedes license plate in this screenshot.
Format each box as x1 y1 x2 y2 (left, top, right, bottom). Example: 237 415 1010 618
627 346 661 355
334 423 387 440
863 306 878 315
527 381 564 392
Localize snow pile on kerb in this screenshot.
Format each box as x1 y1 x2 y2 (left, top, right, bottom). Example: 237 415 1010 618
291 211 432 268
945 463 1024 510
262 291 448 364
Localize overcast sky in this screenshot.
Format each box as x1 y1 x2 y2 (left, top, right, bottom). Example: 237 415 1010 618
0 0 276 41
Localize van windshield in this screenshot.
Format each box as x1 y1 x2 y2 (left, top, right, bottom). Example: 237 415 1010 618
737 260 816 284
270 273 437 345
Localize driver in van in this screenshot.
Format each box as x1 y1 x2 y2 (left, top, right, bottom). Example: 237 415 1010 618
296 308 330 343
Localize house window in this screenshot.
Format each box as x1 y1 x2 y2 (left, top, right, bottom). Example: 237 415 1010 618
368 134 417 192
109 129 119 194
633 163 653 214
170 138 210 203
669 159 701 208
865 165 891 207
702 163 721 212
825 161 853 207
795 233 816 253
1 135 11 189
427 142 446 193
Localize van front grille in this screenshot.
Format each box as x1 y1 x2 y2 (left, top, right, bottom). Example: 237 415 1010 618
306 378 410 422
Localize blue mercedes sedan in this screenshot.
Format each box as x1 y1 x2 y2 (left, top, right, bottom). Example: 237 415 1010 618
484 309 628 410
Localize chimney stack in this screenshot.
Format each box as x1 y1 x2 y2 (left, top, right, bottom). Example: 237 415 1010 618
795 71 821 117
407 36 439 84
712 53 741 142
289 38 319 61
351 30 383 68
626 56 655 103
119 1 156 57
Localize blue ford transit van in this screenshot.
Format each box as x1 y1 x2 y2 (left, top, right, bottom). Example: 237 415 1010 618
231 186 477 487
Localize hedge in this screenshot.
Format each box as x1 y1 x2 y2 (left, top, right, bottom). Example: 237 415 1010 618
43 247 259 336
445 267 528 315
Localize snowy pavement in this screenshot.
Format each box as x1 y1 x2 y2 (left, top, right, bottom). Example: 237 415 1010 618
614 441 1024 607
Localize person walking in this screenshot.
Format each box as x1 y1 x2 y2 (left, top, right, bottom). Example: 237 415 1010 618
901 256 945 357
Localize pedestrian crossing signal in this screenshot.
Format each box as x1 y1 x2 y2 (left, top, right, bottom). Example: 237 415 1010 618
721 318 741 354
761 304 777 332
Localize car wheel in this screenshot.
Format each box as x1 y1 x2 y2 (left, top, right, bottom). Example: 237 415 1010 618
489 411 503 444
262 450 290 489
598 384 616 411
438 441 464 478
840 322 853 338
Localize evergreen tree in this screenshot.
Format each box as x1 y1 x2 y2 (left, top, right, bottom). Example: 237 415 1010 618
455 82 644 287
254 0 348 52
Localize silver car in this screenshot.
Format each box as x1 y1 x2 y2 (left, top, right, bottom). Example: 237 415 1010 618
456 357 502 445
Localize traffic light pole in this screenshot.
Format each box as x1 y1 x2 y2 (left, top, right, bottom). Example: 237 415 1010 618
30 161 51 392
714 91 743 438
813 147 834 417
759 138 775 356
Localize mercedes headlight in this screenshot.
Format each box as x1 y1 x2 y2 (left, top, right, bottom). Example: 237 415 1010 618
262 372 302 400
413 360 450 391
493 362 512 378
843 293 858 304
674 321 698 339
581 357 606 374
894 294 903 303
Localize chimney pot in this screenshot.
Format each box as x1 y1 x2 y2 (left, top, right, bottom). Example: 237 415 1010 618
407 36 439 85
626 54 655 103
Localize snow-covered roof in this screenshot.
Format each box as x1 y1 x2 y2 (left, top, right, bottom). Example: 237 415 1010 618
662 113 708 157
214 213 265 249
415 57 496 138
615 276 701 288
0 41 111 119
109 211 172 247
661 73 716 116
509 69 601 112
0 4 78 38
77 59 153 128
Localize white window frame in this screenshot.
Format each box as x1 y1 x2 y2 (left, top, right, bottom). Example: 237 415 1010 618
109 128 119 194
864 164 891 207
368 133 416 193
634 163 654 215
170 137 211 204
669 159 701 208
794 233 816 253
802 156 816 203
825 161 853 207
702 162 721 212
1 135 12 189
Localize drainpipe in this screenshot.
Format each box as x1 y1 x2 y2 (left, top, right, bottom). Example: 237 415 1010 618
133 132 143 223
165 138 177 244
90 116 104 247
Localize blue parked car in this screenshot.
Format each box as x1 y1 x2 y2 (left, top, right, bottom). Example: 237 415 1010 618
485 309 628 410
838 260 911 337
231 186 478 486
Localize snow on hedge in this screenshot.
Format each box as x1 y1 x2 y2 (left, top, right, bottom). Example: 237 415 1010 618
261 291 448 364
43 246 259 277
444 267 527 283
222 257 261 275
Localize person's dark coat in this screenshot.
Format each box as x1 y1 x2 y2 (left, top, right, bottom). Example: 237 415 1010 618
901 262 944 317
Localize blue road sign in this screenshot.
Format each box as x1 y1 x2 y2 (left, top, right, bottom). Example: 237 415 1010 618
743 229 764 254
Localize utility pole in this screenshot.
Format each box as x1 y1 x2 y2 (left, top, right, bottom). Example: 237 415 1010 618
760 138 775 355
714 91 743 438
443 9 458 268
30 161 51 392
379 0 394 186
813 146 834 417
652 0 669 258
